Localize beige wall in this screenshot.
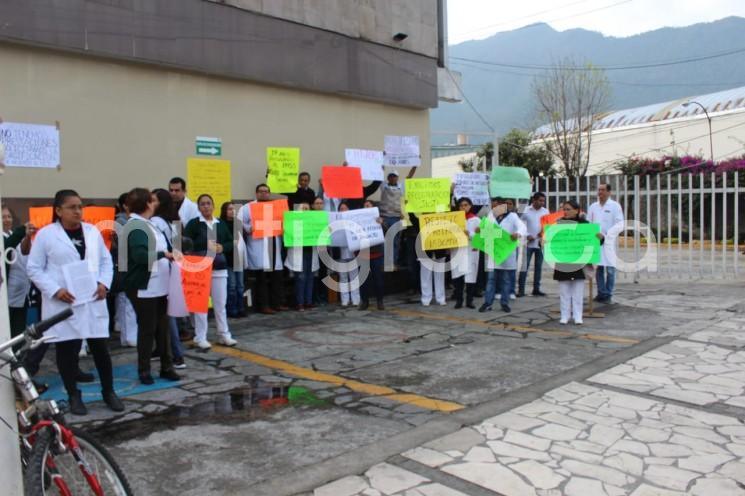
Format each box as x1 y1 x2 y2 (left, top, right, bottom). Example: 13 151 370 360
210 0 439 59
0 44 431 204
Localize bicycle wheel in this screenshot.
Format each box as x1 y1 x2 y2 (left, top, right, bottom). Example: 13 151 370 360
24 426 133 496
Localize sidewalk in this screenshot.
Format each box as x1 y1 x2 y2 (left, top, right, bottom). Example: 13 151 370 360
296 299 745 496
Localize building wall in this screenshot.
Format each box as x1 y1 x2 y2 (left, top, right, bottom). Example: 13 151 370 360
0 44 431 207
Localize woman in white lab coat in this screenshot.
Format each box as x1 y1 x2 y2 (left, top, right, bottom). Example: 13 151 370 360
450 197 481 309
26 189 123 416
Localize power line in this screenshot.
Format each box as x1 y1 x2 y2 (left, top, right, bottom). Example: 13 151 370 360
444 69 495 133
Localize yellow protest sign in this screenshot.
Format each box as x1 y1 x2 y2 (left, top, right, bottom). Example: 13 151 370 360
187 158 232 211
405 178 451 213
267 147 300 193
419 211 467 250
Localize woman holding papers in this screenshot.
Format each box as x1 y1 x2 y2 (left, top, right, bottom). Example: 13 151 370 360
27 189 123 415
184 194 237 350
551 200 604 325
451 197 480 309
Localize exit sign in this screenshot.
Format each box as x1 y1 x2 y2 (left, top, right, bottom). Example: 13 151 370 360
196 136 222 156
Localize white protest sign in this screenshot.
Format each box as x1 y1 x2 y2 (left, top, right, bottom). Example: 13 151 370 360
0 121 60 168
328 212 348 247
345 148 384 181
454 172 490 205
384 135 420 167
329 208 385 251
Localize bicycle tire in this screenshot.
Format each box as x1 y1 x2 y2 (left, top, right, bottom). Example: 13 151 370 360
24 426 133 496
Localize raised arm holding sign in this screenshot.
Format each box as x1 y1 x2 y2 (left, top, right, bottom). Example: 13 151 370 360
489 166 532 200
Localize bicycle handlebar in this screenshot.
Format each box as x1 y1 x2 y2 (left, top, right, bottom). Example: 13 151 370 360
30 309 74 338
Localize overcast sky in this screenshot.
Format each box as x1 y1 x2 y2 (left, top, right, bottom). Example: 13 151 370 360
447 0 745 45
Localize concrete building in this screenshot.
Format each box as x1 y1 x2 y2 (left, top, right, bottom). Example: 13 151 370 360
533 86 745 175
0 0 454 213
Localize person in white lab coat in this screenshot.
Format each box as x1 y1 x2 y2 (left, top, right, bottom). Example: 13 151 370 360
27 189 123 416
451 197 480 309
478 197 525 314
334 201 361 307
587 183 625 303
168 177 200 227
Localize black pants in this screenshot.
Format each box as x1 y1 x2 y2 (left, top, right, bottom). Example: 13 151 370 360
55 338 113 397
9 305 48 376
361 257 385 303
126 291 172 375
253 270 284 310
453 276 476 305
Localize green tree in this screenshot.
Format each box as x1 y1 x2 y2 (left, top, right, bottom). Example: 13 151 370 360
499 129 557 178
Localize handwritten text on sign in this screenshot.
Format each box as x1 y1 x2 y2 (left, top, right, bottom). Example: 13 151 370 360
384 135 420 167
283 211 331 247
544 223 601 265
419 211 468 251
0 122 60 168
454 173 490 206
404 178 451 213
267 147 300 193
471 218 519 265
180 255 213 313
187 158 232 212
344 149 384 181
329 207 385 252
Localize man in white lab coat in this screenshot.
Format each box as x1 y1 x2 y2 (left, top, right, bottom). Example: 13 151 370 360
168 177 200 227
587 183 625 304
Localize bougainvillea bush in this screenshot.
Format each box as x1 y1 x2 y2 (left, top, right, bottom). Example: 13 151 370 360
616 154 745 176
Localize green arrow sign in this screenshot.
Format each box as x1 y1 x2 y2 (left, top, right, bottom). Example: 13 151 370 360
196 136 222 156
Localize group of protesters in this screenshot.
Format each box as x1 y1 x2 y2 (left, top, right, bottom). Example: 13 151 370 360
2 166 624 416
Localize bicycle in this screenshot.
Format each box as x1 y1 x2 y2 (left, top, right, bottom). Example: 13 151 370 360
1 308 133 495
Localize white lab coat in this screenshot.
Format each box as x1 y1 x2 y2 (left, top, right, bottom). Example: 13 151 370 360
237 202 284 271
451 215 480 283
485 211 526 271
521 206 549 249
178 197 200 227
26 222 113 343
3 232 31 308
587 199 625 267
284 247 320 273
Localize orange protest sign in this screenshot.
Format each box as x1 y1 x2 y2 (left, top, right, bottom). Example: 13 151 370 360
83 206 116 250
28 207 54 230
540 211 564 235
179 255 213 313
321 166 363 199
250 199 288 239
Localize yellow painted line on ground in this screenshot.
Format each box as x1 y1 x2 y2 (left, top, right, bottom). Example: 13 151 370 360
212 345 465 413
390 309 639 345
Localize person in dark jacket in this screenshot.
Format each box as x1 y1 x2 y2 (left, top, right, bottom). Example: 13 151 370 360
551 199 604 325
220 201 247 318
287 172 316 211
183 194 237 349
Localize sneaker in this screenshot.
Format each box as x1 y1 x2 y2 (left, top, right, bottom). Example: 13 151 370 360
150 350 161 361
575 320 584 325
68 391 87 416
173 357 187 369
422 302 431 307
438 301 447 306
478 304 491 313
532 290 547 297
76 370 95 383
160 369 181 381
103 391 125 412
217 336 237 347
559 319 568 325
501 304 511 313
510 294 516 300
139 374 154 386
195 340 212 350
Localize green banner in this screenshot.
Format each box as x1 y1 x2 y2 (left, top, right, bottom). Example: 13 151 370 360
489 166 532 200
471 217 518 265
283 211 331 247
544 223 601 265
404 178 451 213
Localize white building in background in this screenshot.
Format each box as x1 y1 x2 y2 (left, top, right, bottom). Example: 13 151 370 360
533 86 745 176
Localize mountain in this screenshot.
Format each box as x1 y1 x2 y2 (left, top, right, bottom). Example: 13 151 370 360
433 17 745 143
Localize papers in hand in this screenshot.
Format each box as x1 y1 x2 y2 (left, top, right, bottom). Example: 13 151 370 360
61 260 97 306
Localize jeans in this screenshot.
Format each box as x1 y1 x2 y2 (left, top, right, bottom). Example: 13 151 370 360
483 269 516 308
596 266 617 300
294 249 315 306
226 269 245 317
518 247 544 294
168 317 184 360
361 257 385 302
382 216 402 266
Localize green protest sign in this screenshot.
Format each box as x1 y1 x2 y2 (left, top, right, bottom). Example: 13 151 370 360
404 178 451 213
267 147 300 193
283 211 331 247
471 217 518 265
489 166 532 200
544 223 601 265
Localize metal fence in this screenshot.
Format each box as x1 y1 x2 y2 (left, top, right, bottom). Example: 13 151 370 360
538 172 744 279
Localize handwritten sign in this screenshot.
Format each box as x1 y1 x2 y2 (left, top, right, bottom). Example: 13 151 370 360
471 218 518 265
489 166 532 200
404 178 451 213
384 135 420 167
283 211 331 247
344 148 384 181
419 211 468 250
250 199 288 239
179 255 213 313
329 207 385 252
267 147 300 193
0 122 60 168
322 166 363 199
544 223 601 265
454 173 490 205
187 158 232 212
540 211 565 235
83 206 116 250
28 207 54 232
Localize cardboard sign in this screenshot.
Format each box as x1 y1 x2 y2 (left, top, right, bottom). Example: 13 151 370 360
344 148 384 181
540 211 565 235
179 255 213 313
404 178 451 213
28 207 54 231
187 158 232 213
454 173 490 206
83 206 116 250
329 207 385 252
267 147 300 193
544 223 601 265
283 211 331 247
489 166 532 200
321 166 363 199
471 217 519 265
0 121 60 168
250 199 288 239
384 135 421 167
419 211 468 250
